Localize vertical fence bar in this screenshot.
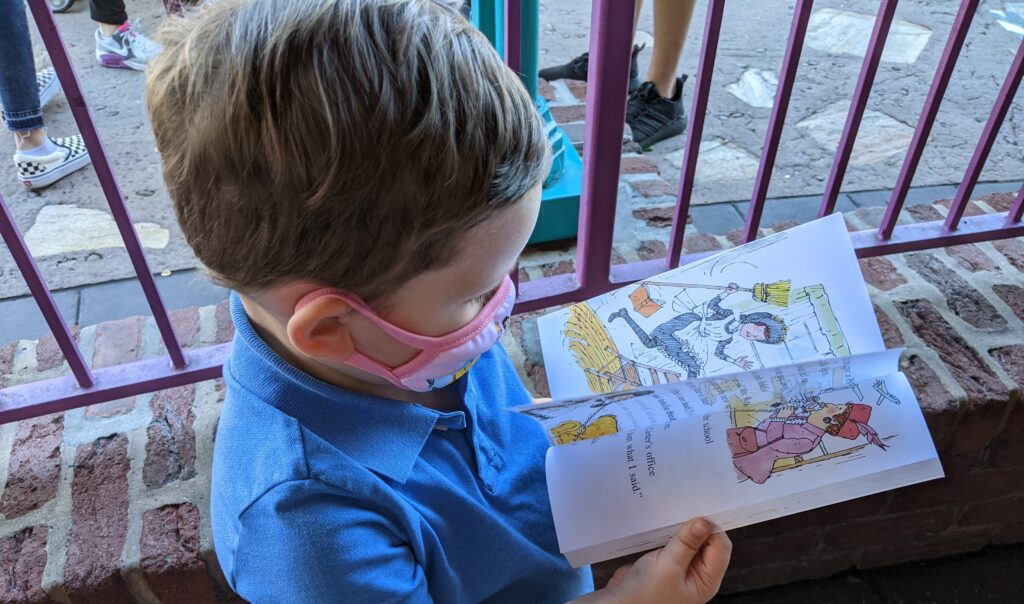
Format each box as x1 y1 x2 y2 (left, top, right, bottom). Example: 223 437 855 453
945 40 1024 231
505 0 522 77
0 196 94 387
742 0 814 242
520 0 540 101
878 0 978 240
575 0 636 294
818 0 899 217
1007 181 1024 225
27 0 187 369
667 0 726 267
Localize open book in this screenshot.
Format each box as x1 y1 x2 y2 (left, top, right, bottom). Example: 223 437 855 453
521 214 943 567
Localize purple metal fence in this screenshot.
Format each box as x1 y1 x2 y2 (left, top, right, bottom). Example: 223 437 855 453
2 0 1023 423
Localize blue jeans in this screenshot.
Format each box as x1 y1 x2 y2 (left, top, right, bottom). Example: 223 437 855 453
0 0 43 133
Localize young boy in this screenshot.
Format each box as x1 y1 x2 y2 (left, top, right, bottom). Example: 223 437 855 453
146 1 731 602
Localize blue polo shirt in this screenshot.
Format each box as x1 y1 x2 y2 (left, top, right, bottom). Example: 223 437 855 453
211 294 592 603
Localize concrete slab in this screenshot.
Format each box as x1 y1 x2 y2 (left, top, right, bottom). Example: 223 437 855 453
733 194 858 227
797 101 915 166
77 270 228 327
805 8 933 64
0 289 79 344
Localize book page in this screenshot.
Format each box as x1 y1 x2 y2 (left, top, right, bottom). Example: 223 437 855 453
538 214 882 399
516 349 901 446
545 372 941 565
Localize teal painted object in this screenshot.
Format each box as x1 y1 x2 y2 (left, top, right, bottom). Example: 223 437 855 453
473 0 581 244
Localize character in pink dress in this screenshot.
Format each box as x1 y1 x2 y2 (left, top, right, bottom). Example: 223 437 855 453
728 402 886 484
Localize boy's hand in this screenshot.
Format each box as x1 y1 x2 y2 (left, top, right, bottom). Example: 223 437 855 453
576 518 731 604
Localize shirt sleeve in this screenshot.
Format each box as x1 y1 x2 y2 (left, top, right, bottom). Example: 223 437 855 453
231 479 431 604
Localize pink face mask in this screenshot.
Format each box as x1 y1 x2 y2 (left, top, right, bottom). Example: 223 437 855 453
294 276 516 392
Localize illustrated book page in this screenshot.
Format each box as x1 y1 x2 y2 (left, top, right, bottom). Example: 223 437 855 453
537 214 883 400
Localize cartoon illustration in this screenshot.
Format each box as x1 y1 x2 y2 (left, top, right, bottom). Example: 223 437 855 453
610 282 789 379
728 401 888 484
550 415 620 444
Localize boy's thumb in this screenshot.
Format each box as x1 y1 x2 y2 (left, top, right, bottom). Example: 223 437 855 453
661 518 710 569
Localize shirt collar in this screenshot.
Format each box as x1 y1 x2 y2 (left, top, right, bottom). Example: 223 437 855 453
226 293 461 483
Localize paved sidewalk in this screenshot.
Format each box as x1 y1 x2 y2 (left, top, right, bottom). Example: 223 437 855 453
2 0 1022 298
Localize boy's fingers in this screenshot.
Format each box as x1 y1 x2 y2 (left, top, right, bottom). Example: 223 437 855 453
661 518 711 570
694 531 732 591
606 562 634 588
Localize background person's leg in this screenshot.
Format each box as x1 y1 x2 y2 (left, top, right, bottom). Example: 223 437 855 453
644 0 697 98
89 0 128 33
0 0 46 136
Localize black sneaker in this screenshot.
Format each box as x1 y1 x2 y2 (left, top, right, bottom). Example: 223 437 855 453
626 76 688 149
539 44 645 93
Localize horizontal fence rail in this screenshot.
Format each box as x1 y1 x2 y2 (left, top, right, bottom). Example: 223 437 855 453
2 0 1024 423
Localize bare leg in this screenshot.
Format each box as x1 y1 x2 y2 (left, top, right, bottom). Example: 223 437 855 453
645 0 697 97
14 128 46 151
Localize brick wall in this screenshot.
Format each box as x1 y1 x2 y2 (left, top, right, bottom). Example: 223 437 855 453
0 307 238 603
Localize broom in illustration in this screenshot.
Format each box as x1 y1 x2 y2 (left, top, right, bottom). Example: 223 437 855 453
630 279 791 316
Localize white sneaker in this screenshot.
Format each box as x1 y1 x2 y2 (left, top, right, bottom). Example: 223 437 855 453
95 19 162 71
37 68 60 107
14 135 91 190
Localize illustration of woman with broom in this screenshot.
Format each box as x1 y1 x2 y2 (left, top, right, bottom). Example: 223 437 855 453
609 280 789 379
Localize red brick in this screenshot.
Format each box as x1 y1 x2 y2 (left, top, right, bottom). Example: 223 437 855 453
993 285 1024 323
0 526 49 604
960 495 1024 527
725 227 766 246
214 299 235 344
0 414 63 518
550 104 587 124
901 355 955 411
991 521 1024 545
907 203 945 222
629 179 675 198
632 206 674 228
721 552 861 595
35 325 81 372
993 238 1024 272
524 360 550 399
539 260 574 278
874 304 904 347
0 341 17 389
921 403 958 454
144 385 198 488
936 198 986 217
140 503 219 602
904 253 1007 331
727 527 821 569
946 244 998 273
169 307 201 348
764 220 799 233
537 78 556 102
65 434 133 603
859 257 906 292
619 156 659 175
87 316 144 418
637 239 667 261
859 526 995 569
682 232 722 254
822 508 956 550
566 79 587 100
888 467 1024 513
895 299 1004 400
978 191 1017 212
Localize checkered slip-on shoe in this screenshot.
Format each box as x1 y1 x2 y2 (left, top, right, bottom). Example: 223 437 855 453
37 68 60 108
14 135 91 190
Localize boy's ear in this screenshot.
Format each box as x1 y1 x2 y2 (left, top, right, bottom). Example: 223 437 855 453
286 296 357 362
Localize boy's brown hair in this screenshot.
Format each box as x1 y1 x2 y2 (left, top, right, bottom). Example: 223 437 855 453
146 0 548 301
